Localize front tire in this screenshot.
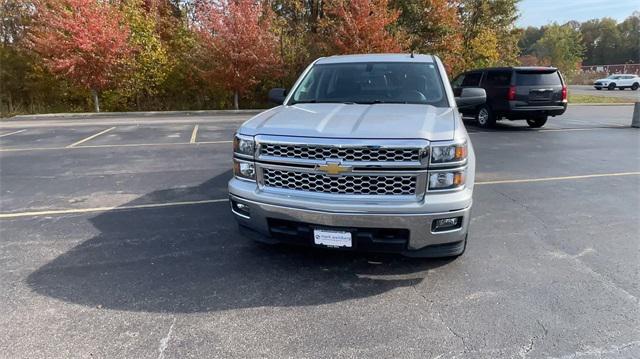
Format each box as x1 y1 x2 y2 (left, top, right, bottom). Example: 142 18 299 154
608 83 616 90
476 105 496 128
595 87 601 90
526 116 547 128
632 83 639 91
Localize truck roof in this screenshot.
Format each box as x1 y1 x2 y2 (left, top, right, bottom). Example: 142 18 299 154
316 53 436 65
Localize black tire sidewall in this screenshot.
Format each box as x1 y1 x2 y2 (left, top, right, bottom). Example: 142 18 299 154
527 116 547 128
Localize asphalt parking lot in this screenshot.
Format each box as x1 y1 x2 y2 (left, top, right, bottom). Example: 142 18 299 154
0 105 639 358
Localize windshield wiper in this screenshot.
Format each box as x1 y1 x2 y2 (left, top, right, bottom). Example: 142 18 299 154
290 100 317 104
354 100 409 104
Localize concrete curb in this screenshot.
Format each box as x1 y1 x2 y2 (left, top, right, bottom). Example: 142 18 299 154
3 109 265 121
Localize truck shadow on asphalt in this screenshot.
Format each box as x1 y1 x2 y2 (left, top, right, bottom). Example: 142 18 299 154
27 170 452 313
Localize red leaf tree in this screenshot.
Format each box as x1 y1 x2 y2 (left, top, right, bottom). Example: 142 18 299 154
323 0 408 54
194 0 281 110
28 0 131 112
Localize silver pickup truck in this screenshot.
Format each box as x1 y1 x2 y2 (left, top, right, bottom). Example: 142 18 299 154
228 54 486 258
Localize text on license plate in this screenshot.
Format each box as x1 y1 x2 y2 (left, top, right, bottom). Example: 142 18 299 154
313 229 352 248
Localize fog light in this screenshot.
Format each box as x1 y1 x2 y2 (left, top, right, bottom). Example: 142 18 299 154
231 200 250 218
432 217 462 232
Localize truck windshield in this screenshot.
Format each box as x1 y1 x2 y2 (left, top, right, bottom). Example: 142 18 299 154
289 62 448 107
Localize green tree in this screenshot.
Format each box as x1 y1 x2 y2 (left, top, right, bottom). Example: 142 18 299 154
534 23 584 79
518 26 544 56
617 13 640 63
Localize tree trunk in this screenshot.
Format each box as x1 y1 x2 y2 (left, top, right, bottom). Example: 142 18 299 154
91 89 100 112
233 91 239 110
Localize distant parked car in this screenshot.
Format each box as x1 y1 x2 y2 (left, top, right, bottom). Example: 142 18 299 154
452 67 567 128
593 74 640 91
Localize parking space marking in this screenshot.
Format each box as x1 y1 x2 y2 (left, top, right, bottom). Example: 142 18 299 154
3 171 639 219
190 125 199 143
476 171 640 185
0 129 26 138
0 140 232 152
0 199 228 219
67 127 116 148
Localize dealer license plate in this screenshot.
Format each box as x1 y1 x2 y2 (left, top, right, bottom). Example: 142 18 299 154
313 229 352 248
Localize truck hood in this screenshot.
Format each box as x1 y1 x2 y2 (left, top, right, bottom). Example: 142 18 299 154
595 78 613 82
239 103 456 141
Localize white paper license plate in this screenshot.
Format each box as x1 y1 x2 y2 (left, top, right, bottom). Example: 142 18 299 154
313 229 352 248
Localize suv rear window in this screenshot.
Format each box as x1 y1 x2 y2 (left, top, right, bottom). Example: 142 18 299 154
486 71 511 86
516 71 561 86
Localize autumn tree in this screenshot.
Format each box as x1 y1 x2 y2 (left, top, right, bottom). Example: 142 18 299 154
393 0 464 73
459 0 520 69
271 0 321 87
322 0 408 54
194 0 280 110
112 0 174 110
28 0 132 112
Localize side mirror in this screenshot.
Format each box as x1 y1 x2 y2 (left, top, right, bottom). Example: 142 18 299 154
455 88 486 109
268 88 287 105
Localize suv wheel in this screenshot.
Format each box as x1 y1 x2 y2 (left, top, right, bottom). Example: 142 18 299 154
526 116 547 128
476 105 496 128
607 83 616 90
632 83 639 91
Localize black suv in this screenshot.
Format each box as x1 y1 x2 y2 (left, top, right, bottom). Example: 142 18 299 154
452 67 567 128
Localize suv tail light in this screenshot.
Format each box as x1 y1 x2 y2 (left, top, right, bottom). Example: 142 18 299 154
507 86 516 101
561 85 568 102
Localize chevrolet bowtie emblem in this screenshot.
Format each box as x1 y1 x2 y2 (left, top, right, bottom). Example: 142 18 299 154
316 161 352 175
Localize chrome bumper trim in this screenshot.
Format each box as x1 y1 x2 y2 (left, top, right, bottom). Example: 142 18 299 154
229 194 471 251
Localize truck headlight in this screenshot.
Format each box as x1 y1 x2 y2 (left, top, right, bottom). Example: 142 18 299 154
428 170 465 190
431 141 467 164
233 134 255 158
233 159 256 181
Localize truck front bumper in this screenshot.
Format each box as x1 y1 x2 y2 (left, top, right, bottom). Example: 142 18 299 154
228 193 471 257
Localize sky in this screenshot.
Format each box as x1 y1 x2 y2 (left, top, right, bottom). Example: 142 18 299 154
517 0 639 27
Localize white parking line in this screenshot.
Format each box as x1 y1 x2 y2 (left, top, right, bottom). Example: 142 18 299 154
0 129 26 138
0 199 229 219
67 127 116 148
0 140 233 152
190 125 199 143
476 172 640 185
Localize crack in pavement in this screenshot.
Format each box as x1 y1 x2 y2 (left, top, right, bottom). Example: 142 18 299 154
490 187 639 305
158 317 176 359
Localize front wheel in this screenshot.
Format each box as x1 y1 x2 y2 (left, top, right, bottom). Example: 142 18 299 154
595 87 602 90
476 105 496 128
608 83 616 90
526 116 547 128
632 83 639 91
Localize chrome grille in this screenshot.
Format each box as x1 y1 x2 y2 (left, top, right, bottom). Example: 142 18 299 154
262 168 417 196
260 143 421 162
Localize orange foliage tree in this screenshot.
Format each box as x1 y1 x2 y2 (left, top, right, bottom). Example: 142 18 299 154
28 0 131 112
323 0 408 54
194 0 281 110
